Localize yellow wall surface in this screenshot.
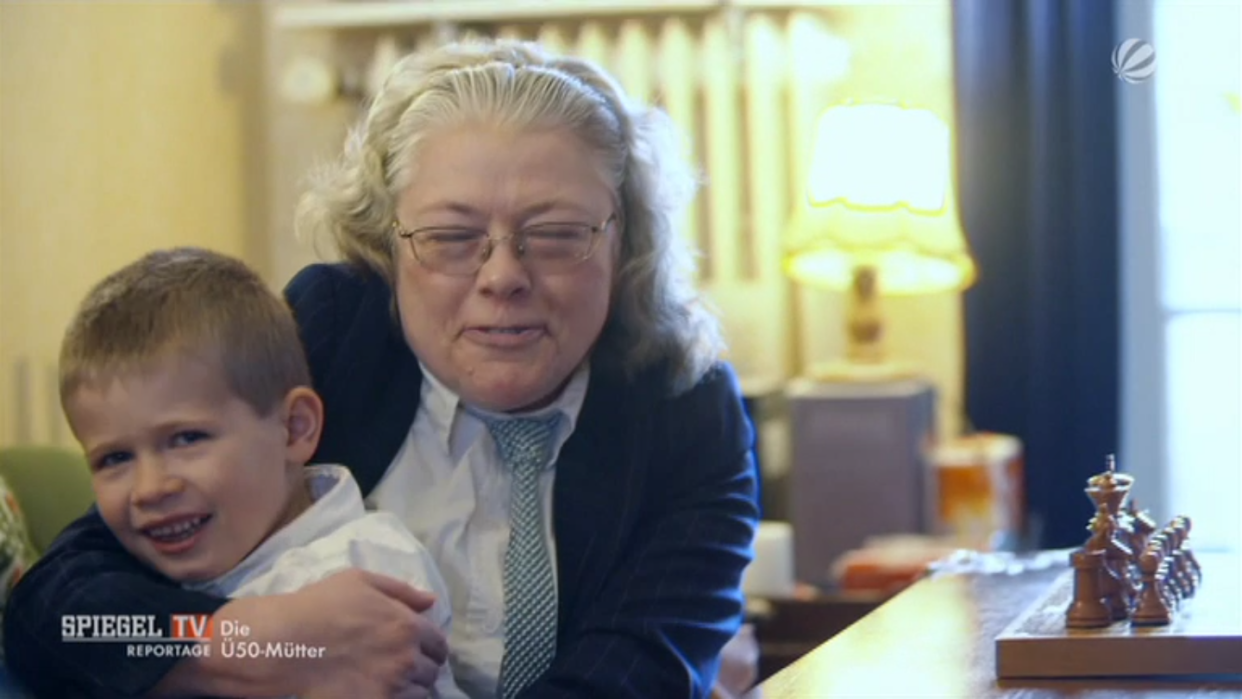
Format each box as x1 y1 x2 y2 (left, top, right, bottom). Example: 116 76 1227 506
0 1 263 446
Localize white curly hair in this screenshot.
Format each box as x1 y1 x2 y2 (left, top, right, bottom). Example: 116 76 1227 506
295 38 724 394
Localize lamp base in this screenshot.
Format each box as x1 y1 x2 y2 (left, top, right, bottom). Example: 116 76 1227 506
810 359 919 383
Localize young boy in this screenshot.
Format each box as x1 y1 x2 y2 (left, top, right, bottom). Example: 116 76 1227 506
58 247 466 699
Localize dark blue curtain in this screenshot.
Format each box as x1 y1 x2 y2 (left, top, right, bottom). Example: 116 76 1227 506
952 0 1120 548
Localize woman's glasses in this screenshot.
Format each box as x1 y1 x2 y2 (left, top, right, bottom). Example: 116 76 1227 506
394 214 616 276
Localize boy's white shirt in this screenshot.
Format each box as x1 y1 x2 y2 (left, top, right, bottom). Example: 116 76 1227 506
184 465 468 699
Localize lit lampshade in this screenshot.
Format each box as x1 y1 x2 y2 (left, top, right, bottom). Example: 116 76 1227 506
785 102 977 379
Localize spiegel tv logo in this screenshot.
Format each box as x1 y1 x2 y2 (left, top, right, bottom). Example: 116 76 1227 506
1112 38 1156 84
61 614 213 658
60 614 327 659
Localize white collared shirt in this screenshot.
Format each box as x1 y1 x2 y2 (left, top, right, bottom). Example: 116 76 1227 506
366 364 589 699
186 465 466 699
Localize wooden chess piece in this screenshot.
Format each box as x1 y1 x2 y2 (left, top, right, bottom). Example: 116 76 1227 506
1127 499 1157 554
1086 455 1136 518
1171 548 1193 600
1085 502 1134 620
1158 525 1191 605
1066 548 1113 629
1147 533 1177 610
1085 454 1139 601
1167 519 1197 598
1132 549 1173 626
1173 516 1203 588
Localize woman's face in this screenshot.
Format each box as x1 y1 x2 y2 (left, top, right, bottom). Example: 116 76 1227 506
393 124 618 412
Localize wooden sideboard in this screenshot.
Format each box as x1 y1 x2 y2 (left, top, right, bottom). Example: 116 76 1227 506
757 550 1242 698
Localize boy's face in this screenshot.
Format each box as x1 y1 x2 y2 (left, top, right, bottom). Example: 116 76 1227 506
64 353 321 583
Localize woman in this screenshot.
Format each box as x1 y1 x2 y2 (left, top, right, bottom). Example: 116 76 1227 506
3 40 758 699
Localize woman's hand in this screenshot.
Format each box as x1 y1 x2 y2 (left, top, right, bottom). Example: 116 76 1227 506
153 569 448 698
287 569 449 697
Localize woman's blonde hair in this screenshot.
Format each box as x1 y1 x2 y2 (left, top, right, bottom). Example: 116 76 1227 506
296 39 724 394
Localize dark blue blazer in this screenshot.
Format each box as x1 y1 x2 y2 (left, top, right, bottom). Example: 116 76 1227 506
2 263 759 699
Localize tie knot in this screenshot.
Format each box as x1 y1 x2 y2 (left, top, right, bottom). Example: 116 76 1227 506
479 413 561 474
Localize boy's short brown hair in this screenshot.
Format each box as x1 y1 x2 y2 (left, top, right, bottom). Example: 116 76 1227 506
60 247 311 415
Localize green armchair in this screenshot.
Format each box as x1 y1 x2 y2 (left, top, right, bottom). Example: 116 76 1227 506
0 446 95 555
0 446 93 695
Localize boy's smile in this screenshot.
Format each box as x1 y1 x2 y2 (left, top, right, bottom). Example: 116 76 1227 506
64 352 315 582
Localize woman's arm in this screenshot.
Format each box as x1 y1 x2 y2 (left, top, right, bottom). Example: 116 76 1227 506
151 570 448 699
2 508 227 697
523 363 760 699
5 511 447 699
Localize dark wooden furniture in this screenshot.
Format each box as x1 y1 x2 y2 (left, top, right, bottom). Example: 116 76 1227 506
757 550 1242 698
749 593 884 682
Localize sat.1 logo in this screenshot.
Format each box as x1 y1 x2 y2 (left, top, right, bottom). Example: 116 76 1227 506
1112 38 1156 84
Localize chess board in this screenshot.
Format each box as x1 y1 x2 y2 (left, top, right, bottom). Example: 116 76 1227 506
995 552 1242 679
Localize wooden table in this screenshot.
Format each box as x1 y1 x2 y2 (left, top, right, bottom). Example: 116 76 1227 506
756 549 1242 698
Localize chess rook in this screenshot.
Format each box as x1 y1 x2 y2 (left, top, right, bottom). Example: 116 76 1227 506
1067 548 1113 629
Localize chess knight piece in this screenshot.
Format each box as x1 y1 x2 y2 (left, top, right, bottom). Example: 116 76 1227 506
1066 548 1113 629
1084 502 1135 620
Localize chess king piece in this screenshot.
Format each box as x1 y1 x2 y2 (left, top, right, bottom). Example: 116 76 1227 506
1132 548 1173 626
1087 456 1137 561
1066 548 1113 629
1086 455 1136 515
1085 455 1139 589
1084 501 1135 620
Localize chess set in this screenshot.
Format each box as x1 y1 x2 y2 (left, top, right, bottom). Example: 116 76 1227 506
995 456 1242 679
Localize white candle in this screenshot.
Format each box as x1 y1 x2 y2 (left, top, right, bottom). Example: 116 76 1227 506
742 521 795 598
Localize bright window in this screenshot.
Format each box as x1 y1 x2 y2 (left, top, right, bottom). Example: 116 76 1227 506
1130 0 1241 551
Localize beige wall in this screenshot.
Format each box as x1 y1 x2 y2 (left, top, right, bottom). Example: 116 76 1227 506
0 1 265 447
0 2 962 447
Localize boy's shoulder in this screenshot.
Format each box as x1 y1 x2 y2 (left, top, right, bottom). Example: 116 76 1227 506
281 511 451 625
299 466 435 573
226 467 446 604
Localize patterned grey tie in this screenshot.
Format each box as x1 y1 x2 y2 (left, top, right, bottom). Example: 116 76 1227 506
479 413 561 699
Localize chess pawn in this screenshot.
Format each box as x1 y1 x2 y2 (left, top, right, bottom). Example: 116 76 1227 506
1151 531 1184 608
1159 532 1185 602
1127 499 1157 554
1173 516 1203 588
1149 534 1181 610
1132 550 1173 626
1171 548 1194 599
1168 521 1197 598
1067 549 1113 629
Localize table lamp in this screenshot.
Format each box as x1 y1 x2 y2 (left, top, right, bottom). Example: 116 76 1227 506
785 101 976 381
